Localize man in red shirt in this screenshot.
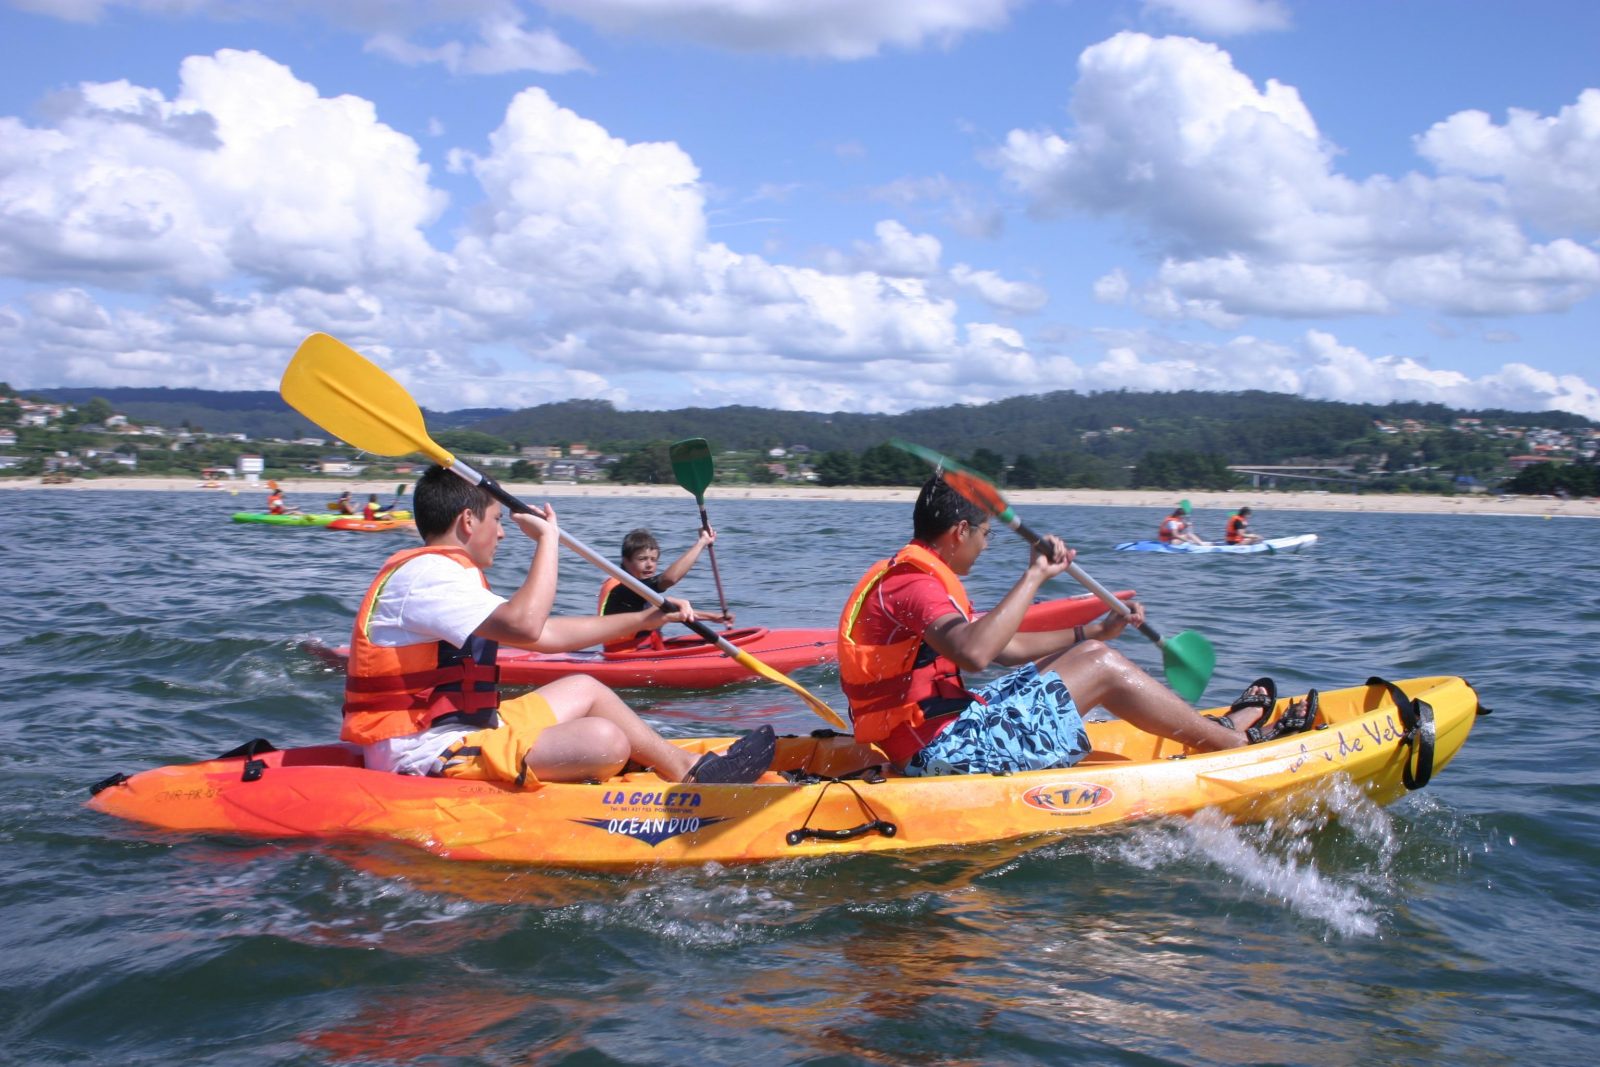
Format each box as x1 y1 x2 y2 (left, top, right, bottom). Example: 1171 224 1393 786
837 477 1314 776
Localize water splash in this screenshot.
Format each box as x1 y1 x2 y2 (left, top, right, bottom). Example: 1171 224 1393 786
1109 782 1412 940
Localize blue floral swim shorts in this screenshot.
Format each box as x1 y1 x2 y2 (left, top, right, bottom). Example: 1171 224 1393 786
903 663 1091 777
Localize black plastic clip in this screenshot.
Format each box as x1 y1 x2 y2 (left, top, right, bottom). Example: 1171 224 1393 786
89 772 129 796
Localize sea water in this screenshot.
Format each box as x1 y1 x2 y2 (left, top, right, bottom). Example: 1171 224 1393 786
1 489 1596 1064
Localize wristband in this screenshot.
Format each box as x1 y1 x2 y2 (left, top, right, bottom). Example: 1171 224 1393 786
1074 624 1086 644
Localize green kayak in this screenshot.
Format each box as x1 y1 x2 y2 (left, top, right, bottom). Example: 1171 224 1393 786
231 512 338 526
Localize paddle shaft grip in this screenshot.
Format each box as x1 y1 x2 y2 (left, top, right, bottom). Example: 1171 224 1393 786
697 503 731 620
1003 513 1167 646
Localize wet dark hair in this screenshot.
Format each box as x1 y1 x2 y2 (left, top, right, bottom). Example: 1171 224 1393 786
621 528 660 560
1238 507 1251 516
912 476 987 542
414 465 494 539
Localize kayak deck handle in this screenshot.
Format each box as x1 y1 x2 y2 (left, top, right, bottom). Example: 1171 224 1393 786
787 820 897 846
785 777 896 846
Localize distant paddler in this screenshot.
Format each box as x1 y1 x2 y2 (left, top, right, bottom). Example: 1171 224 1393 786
266 482 301 515
1157 503 1204 546
1225 507 1264 545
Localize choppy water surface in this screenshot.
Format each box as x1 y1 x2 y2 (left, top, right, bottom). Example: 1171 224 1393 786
2 489 1596 1064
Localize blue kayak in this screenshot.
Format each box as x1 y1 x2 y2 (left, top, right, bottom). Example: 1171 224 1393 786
1114 533 1318 555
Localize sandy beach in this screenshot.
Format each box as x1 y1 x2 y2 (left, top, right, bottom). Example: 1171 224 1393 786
4 474 1596 519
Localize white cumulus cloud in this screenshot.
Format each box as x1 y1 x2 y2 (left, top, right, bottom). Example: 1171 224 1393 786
993 32 1600 324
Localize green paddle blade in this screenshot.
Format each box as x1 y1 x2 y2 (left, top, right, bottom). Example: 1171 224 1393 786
669 437 714 501
1179 498 1192 515
888 439 1011 515
1161 629 1216 704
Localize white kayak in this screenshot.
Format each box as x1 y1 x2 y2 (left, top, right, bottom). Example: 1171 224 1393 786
1114 533 1318 555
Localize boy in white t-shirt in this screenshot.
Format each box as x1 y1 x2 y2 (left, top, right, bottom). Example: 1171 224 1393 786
342 465 775 787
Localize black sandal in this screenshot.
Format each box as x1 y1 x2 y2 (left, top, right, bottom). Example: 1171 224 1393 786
684 725 777 784
1205 677 1277 735
1250 688 1319 743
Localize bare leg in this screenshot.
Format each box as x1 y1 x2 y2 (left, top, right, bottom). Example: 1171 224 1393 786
526 674 697 781
1037 641 1265 751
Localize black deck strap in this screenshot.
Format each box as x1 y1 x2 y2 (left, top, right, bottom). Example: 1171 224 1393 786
215 738 277 759
215 737 276 783
89 772 129 795
1366 676 1435 790
783 764 888 786
786 777 897 846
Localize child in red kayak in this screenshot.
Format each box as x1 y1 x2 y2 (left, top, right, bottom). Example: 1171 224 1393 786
597 527 733 651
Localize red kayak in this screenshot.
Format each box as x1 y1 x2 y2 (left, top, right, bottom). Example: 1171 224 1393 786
310 592 1134 689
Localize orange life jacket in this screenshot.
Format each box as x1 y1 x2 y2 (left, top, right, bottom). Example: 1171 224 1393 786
1225 515 1247 544
341 545 502 745
837 541 976 747
1158 517 1184 543
597 577 666 653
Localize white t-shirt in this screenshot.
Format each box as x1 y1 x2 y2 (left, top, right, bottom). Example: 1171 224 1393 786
361 553 507 775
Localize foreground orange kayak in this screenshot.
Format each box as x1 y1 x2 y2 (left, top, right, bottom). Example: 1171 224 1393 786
307 592 1135 689
87 676 1480 867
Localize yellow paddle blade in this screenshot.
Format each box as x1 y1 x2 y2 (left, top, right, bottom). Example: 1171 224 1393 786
732 649 848 731
280 334 455 466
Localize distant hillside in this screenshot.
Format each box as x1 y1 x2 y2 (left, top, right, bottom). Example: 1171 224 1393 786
470 391 1595 465
21 384 1594 464
30 387 510 439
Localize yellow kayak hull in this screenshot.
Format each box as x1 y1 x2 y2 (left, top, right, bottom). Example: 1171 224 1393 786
87 676 1480 866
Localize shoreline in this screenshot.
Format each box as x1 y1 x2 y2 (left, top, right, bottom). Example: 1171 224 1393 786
4 475 1597 519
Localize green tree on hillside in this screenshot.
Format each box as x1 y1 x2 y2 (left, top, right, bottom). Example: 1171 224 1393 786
609 441 673 483
434 430 515 454
1132 450 1238 490
814 450 858 486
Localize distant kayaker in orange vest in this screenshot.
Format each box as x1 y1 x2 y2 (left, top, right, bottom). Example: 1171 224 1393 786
598 527 733 652
362 493 390 521
1157 506 1205 545
837 476 1316 775
342 464 774 786
266 486 299 515
1225 508 1263 545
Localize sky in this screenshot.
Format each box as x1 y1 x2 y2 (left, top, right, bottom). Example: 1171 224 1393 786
1 0 1598 419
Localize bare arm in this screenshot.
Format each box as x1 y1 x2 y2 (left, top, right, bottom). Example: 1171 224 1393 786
474 508 560 646
922 536 1077 671
531 602 698 652
987 602 1147 664
655 528 715 590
